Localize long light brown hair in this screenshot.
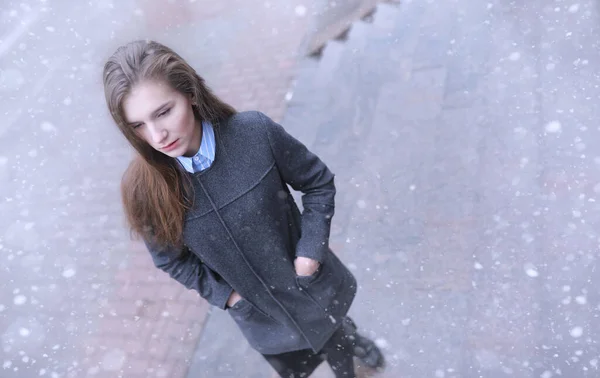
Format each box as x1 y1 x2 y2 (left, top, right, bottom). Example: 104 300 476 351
103 40 236 247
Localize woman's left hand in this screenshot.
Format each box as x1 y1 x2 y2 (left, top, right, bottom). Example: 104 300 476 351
295 256 320 276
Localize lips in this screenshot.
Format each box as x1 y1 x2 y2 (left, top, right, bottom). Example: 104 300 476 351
161 139 179 152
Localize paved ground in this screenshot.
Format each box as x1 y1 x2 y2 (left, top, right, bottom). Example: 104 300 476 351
190 0 600 377
4 0 600 377
0 1 315 377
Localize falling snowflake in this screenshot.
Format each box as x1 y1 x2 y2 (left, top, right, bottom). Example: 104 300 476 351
41 122 56 132
62 268 76 278
524 264 540 278
545 121 562 133
570 326 583 338
295 5 307 16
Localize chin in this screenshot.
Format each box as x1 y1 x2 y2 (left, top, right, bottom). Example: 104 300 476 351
158 147 183 158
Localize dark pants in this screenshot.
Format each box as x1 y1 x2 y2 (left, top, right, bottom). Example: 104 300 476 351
263 318 358 378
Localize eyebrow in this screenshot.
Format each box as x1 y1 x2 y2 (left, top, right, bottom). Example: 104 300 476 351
127 101 173 126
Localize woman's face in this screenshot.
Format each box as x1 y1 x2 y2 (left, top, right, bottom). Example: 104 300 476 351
122 79 201 158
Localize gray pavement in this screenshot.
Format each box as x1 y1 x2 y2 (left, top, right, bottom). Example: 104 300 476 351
4 0 600 377
190 0 600 377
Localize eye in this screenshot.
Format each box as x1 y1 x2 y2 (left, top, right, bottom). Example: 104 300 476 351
158 108 171 117
131 123 143 129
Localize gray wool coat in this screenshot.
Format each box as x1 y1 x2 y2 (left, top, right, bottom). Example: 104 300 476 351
144 111 357 355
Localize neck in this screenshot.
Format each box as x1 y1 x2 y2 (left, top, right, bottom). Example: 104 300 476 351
183 120 203 157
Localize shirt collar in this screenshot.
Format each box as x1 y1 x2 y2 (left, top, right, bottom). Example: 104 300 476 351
176 121 214 173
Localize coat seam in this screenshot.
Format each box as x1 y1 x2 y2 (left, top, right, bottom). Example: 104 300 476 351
185 162 277 221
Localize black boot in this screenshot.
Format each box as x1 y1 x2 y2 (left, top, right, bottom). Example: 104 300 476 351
352 333 385 370
341 318 386 370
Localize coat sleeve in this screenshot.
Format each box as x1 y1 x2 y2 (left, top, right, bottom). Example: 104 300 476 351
260 111 336 263
144 238 234 310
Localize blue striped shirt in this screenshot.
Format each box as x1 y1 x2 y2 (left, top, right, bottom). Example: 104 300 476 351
176 121 215 173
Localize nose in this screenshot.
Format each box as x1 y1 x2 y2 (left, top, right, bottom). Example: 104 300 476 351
148 123 167 145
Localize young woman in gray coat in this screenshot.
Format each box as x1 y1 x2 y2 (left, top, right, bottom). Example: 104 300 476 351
103 40 384 377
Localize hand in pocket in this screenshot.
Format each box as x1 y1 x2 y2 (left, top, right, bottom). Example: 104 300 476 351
294 256 320 276
227 291 243 308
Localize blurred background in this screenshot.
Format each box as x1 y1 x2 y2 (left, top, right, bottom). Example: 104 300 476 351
3 0 600 377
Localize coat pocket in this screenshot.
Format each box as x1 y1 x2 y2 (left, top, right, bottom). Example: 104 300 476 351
229 298 272 320
295 251 356 313
295 265 323 287
227 299 284 353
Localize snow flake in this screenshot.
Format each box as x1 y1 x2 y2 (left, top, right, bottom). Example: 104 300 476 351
570 326 583 338
41 122 56 132
45 26 55 32
474 262 483 270
375 338 389 349
63 97 72 106
522 233 534 243
62 268 76 278
524 263 540 278
509 52 521 61
575 296 587 305
14 295 27 305
514 126 527 135
568 4 580 13
19 328 30 337
295 5 307 16
545 121 562 133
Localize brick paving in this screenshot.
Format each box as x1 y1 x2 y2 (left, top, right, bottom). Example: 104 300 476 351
6 0 600 377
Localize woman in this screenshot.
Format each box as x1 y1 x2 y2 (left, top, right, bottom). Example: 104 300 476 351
103 40 384 377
